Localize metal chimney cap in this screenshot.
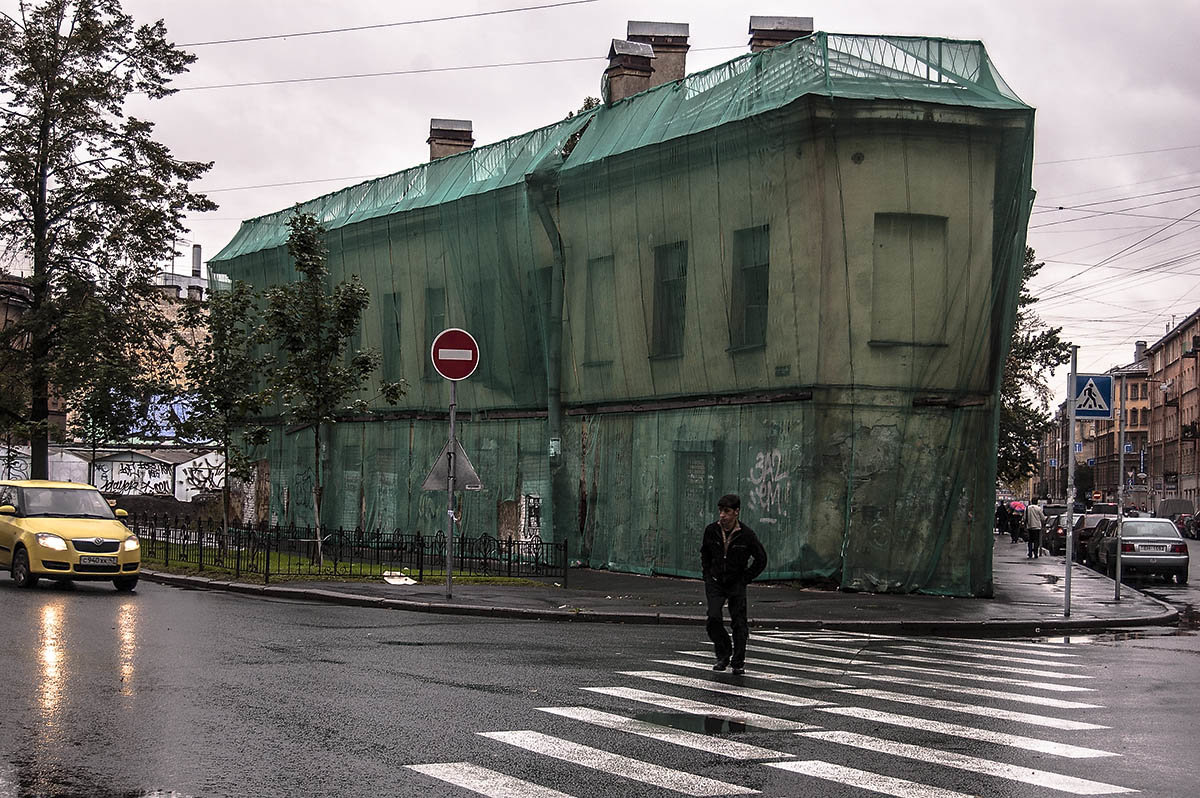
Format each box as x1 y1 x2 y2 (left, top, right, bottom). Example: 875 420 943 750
627 21 689 38
429 118 473 132
748 16 814 34
608 39 656 60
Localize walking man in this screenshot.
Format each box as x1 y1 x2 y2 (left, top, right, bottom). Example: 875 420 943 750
700 494 768 675
1025 502 1044 558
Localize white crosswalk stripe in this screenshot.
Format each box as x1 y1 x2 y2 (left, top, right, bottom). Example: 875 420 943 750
619 670 835 707
889 644 1088 667
767 760 977 798
797 731 1137 795
814 705 1117 758
840 670 1104 709
651 658 854 688
751 636 1092 680
677 650 866 678
537 706 792 760
406 762 578 797
747 642 1097 692
836 688 1109 729
478 730 759 796
581 686 820 731
760 630 1081 656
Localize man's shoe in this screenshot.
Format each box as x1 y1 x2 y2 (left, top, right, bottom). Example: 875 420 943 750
713 659 729 672
731 664 745 675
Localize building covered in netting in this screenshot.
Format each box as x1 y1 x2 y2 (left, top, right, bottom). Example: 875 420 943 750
212 23 1034 596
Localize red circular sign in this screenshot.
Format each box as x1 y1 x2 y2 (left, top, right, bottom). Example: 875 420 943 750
429 328 480 381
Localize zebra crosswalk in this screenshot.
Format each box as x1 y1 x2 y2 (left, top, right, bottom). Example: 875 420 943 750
405 630 1137 797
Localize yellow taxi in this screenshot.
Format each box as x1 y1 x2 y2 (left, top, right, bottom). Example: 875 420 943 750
0 480 140 591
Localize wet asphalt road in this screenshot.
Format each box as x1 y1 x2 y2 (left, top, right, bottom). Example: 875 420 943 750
1 578 1198 798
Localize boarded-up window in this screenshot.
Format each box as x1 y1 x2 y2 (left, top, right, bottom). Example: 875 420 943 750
652 241 688 357
423 286 446 380
730 225 769 349
871 213 948 345
585 256 615 363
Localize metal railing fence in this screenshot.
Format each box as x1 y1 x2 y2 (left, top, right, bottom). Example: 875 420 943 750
127 514 567 585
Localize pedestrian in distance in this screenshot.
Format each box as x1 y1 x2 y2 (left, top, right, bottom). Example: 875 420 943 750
1008 505 1022 544
700 493 767 676
1025 503 1044 558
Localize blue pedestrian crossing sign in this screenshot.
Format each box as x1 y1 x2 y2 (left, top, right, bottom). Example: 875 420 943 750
1074 374 1113 419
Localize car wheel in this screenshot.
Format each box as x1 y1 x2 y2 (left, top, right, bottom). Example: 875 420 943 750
113 575 139 592
11 547 38 588
1176 571 1188 585
1106 558 1115 578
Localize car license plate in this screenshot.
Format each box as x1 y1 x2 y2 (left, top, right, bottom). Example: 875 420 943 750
1140 545 1167 552
79 555 116 565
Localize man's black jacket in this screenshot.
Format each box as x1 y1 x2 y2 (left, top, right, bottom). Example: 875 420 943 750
700 522 767 587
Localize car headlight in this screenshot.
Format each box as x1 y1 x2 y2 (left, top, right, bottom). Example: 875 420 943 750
123 536 140 551
34 533 68 551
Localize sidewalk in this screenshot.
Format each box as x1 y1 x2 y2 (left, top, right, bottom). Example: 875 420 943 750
142 535 1177 634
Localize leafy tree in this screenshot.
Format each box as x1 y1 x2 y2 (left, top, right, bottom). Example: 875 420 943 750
997 247 1071 488
177 279 271 535
263 212 406 564
0 0 214 478
561 96 600 159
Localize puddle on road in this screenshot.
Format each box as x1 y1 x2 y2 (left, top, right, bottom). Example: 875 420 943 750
1041 574 1060 585
633 712 756 735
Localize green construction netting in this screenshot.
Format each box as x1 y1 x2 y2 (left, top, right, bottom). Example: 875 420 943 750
212 32 1034 596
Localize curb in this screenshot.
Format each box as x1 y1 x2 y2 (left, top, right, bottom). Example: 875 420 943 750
141 569 1179 635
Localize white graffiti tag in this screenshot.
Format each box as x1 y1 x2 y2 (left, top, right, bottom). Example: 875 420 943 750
747 448 789 525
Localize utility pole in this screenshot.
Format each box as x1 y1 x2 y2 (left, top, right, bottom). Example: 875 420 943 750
1064 345 1078 618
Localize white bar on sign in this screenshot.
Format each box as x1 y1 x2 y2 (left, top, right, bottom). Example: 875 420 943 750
768 760 976 798
438 348 474 360
478 730 759 796
406 762 578 797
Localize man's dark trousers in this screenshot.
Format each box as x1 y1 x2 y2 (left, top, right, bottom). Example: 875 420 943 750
705 579 748 667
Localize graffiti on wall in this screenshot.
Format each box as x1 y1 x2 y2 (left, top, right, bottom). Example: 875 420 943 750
96 461 173 496
747 448 790 525
182 455 225 494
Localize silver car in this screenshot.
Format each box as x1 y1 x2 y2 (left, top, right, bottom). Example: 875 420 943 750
1091 517 1189 584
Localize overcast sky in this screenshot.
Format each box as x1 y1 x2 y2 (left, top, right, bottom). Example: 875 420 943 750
15 0 1200 406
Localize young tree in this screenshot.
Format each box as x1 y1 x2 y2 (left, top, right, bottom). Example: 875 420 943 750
997 247 1071 488
264 212 406 565
0 0 214 478
177 279 272 537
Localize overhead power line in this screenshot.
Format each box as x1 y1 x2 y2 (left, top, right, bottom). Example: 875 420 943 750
1035 144 1200 166
180 1 600 47
176 45 746 92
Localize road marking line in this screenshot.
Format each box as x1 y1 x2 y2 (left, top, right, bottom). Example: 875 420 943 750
797 731 1136 795
406 762 578 797
478 730 759 796
537 706 792 760
746 644 1096 692
767 760 977 798
750 637 1092 681
890 644 1087 667
653 658 852 688
841 672 1103 709
908 637 1081 657
759 631 1080 655
836 688 1108 730
619 670 833 708
581 686 819 731
677 650 865 678
815 705 1117 758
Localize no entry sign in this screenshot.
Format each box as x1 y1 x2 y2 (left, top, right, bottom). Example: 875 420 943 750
429 327 479 381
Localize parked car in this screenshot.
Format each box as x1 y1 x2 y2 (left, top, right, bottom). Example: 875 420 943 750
1085 517 1119 566
0 480 140 591
1090 517 1189 584
1044 514 1070 556
1072 512 1118 563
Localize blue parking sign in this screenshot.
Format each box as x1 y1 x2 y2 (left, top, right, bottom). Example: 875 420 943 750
1074 374 1114 419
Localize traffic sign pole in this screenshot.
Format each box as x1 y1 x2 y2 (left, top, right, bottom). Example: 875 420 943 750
446 380 456 599
1064 345 1077 618
1115 372 1126 600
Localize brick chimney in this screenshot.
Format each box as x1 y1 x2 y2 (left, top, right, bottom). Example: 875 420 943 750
627 21 689 87
1134 340 1148 364
428 119 474 161
748 16 814 52
602 39 655 104
191 243 202 279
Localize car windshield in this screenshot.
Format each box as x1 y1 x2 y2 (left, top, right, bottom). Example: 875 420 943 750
19 487 115 519
1122 521 1181 539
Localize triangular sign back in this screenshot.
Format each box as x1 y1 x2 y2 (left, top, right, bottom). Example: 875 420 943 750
421 438 483 491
